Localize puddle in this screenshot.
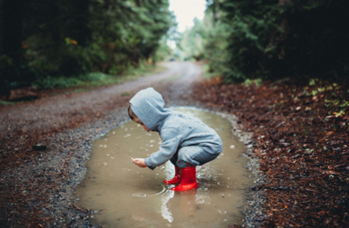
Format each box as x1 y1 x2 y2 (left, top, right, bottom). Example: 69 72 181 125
75 107 253 227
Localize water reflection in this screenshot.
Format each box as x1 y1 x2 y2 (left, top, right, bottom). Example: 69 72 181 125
179 189 197 216
160 187 174 223
75 107 253 227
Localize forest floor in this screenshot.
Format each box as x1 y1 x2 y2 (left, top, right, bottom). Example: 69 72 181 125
192 76 349 227
1 62 348 227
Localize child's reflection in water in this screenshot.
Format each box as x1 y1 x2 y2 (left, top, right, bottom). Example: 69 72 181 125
131 188 198 222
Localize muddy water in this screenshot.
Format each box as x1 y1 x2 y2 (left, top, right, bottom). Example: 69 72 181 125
75 108 253 228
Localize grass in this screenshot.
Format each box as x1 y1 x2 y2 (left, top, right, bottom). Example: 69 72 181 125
0 64 167 105
0 100 17 105
33 64 167 90
202 63 220 79
243 78 262 87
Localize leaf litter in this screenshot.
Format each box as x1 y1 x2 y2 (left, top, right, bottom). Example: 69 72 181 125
192 77 349 227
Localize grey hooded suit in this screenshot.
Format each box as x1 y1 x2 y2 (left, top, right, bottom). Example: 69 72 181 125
130 87 222 170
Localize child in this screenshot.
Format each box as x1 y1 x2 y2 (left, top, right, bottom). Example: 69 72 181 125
129 87 222 191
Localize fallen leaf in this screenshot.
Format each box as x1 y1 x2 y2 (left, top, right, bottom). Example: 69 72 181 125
321 170 340 175
318 211 327 216
305 187 319 193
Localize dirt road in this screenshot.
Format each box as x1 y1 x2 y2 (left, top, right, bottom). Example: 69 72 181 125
0 62 201 136
0 62 207 228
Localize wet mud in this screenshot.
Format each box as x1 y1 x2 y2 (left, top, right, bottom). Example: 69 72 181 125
75 107 253 227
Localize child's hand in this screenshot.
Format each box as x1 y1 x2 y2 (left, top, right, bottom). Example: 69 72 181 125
131 158 147 168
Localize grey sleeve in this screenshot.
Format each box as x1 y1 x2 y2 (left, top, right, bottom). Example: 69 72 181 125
144 128 182 170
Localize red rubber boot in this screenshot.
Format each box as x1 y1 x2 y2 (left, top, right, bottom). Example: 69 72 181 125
171 166 197 191
163 166 181 184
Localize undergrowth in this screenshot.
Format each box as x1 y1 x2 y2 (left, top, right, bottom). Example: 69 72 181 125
32 64 166 90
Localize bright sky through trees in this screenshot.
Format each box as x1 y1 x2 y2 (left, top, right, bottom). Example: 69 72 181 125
169 0 206 32
168 0 207 48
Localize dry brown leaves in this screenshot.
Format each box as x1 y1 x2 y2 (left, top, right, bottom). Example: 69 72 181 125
192 77 349 227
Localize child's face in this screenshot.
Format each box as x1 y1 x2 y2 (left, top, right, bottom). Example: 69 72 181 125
133 118 150 132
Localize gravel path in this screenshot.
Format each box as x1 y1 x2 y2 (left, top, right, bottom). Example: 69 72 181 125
0 62 198 135
0 62 260 228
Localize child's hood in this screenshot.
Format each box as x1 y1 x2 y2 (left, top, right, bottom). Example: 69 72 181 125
129 87 171 131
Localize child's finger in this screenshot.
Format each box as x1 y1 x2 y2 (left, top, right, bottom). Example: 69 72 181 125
131 158 139 164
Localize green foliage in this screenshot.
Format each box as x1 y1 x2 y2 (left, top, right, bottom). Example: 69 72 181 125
243 78 262 87
177 10 231 79
200 10 231 78
0 0 173 92
32 63 163 90
32 75 85 89
207 0 282 82
197 0 349 83
0 100 17 105
179 18 206 61
202 64 216 79
153 34 175 62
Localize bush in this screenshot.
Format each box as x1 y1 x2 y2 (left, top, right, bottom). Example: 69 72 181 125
204 0 349 82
